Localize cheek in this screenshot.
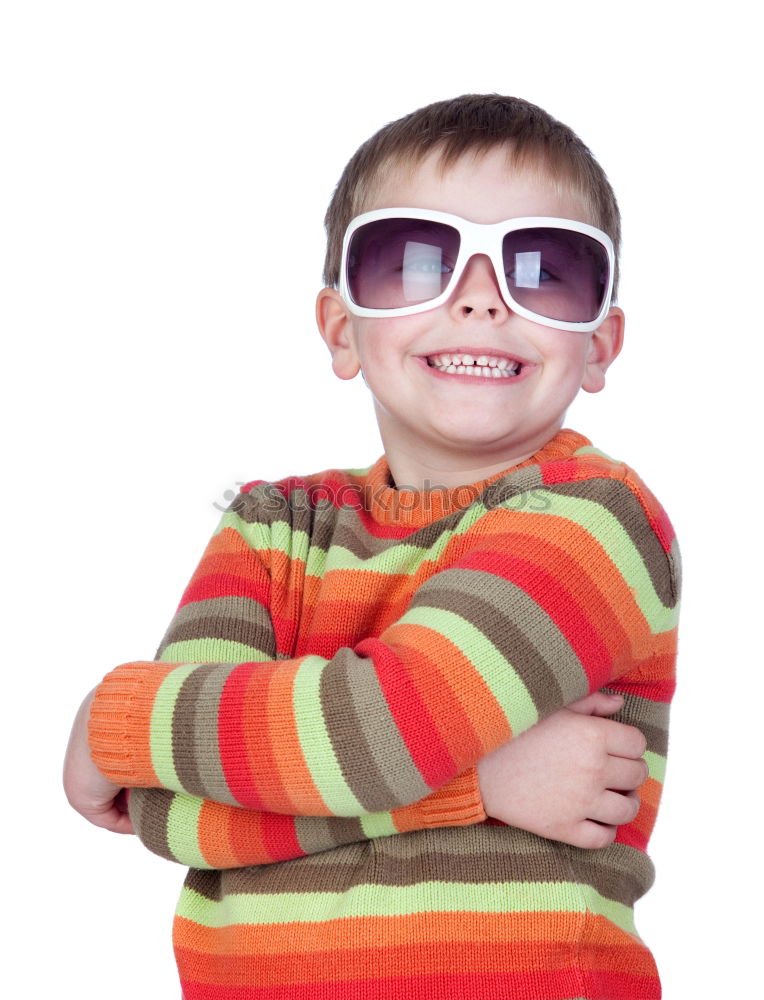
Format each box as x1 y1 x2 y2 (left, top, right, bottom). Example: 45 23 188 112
357 317 427 367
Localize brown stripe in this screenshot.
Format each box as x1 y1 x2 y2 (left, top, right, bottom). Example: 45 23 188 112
129 787 175 863
331 470 544 561
482 465 546 509
201 826 653 908
171 664 235 802
157 596 277 659
184 866 223 901
412 570 589 714
171 665 211 797
604 687 670 757
567 842 656 907
327 507 468 561
545 478 678 607
230 468 555 565
295 815 367 856
320 648 431 811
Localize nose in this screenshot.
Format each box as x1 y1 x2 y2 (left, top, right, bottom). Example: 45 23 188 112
448 254 509 321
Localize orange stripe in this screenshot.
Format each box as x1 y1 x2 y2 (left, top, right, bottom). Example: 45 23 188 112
266 657 328 814
192 528 269 577
174 910 636 956
89 662 178 785
240 663 293 813
385 625 511 763
196 799 269 868
174 917 651 984
496 526 634 655
473 512 652 653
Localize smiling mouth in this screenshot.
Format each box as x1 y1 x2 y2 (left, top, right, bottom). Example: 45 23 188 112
426 352 522 378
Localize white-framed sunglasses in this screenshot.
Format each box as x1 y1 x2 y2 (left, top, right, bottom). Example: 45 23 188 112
339 207 615 333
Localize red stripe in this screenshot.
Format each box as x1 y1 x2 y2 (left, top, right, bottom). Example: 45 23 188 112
541 457 583 484
355 636 455 788
181 572 270 607
615 823 648 852
262 812 305 863
217 664 270 809
458 549 613 689
179 968 660 999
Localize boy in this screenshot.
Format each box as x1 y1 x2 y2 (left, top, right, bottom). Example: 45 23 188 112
64 94 679 998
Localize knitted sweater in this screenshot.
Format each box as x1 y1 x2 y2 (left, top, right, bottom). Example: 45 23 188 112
90 429 679 999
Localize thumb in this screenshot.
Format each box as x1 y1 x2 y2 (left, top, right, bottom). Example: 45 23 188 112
566 691 624 717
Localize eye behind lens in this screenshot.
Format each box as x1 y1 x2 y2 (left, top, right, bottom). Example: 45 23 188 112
502 227 609 323
347 218 461 310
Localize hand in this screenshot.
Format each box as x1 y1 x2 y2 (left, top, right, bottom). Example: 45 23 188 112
63 689 134 835
477 692 647 849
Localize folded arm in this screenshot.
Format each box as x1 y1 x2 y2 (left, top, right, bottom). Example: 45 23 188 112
88 476 679 820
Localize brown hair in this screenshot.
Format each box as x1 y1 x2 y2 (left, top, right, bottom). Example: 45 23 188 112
323 94 621 297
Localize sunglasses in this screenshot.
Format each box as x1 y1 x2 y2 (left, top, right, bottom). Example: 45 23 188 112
339 208 615 332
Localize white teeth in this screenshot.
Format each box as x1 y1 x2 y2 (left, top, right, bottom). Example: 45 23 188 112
427 352 521 378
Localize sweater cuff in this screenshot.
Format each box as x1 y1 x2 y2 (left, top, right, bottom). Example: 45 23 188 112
88 661 176 786
394 769 486 831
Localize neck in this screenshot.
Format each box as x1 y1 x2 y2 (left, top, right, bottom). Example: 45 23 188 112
380 426 564 490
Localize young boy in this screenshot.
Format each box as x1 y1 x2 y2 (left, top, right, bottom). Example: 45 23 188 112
64 94 679 999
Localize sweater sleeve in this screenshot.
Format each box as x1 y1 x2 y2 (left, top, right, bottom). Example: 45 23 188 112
123 503 485 860
127 770 485 869
90 470 680 818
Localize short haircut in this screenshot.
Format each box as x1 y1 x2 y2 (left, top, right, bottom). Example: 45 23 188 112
323 93 622 298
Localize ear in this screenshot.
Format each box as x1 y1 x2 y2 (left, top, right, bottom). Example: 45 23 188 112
581 306 625 394
315 287 362 380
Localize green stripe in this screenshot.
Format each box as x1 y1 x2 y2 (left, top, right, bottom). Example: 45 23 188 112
176 880 636 934
529 493 678 629
218 510 310 560
159 638 272 663
396 605 539 732
572 445 612 459
323 506 488 574
360 811 398 838
150 664 198 790
271 519 309 562
165 794 209 869
293 656 364 815
305 543 328 578
645 750 667 783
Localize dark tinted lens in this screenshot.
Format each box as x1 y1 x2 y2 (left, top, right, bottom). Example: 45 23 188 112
502 228 609 323
347 218 461 309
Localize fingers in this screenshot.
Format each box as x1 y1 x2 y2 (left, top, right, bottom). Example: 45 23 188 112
573 791 642 848
75 795 135 834
87 805 135 836
600 789 641 827
604 719 647 760
570 821 619 851
566 691 624 717
605 754 649 792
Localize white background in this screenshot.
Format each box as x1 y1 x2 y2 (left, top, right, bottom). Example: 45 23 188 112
2 2 760 997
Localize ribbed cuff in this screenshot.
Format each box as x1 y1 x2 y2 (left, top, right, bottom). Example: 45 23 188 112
88 662 174 786
418 768 486 827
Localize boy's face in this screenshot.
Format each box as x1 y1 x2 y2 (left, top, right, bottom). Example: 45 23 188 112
318 147 624 487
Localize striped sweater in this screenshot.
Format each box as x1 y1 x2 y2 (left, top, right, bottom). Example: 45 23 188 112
89 428 679 999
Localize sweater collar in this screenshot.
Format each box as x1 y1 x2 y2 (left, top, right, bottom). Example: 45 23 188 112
362 428 590 528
